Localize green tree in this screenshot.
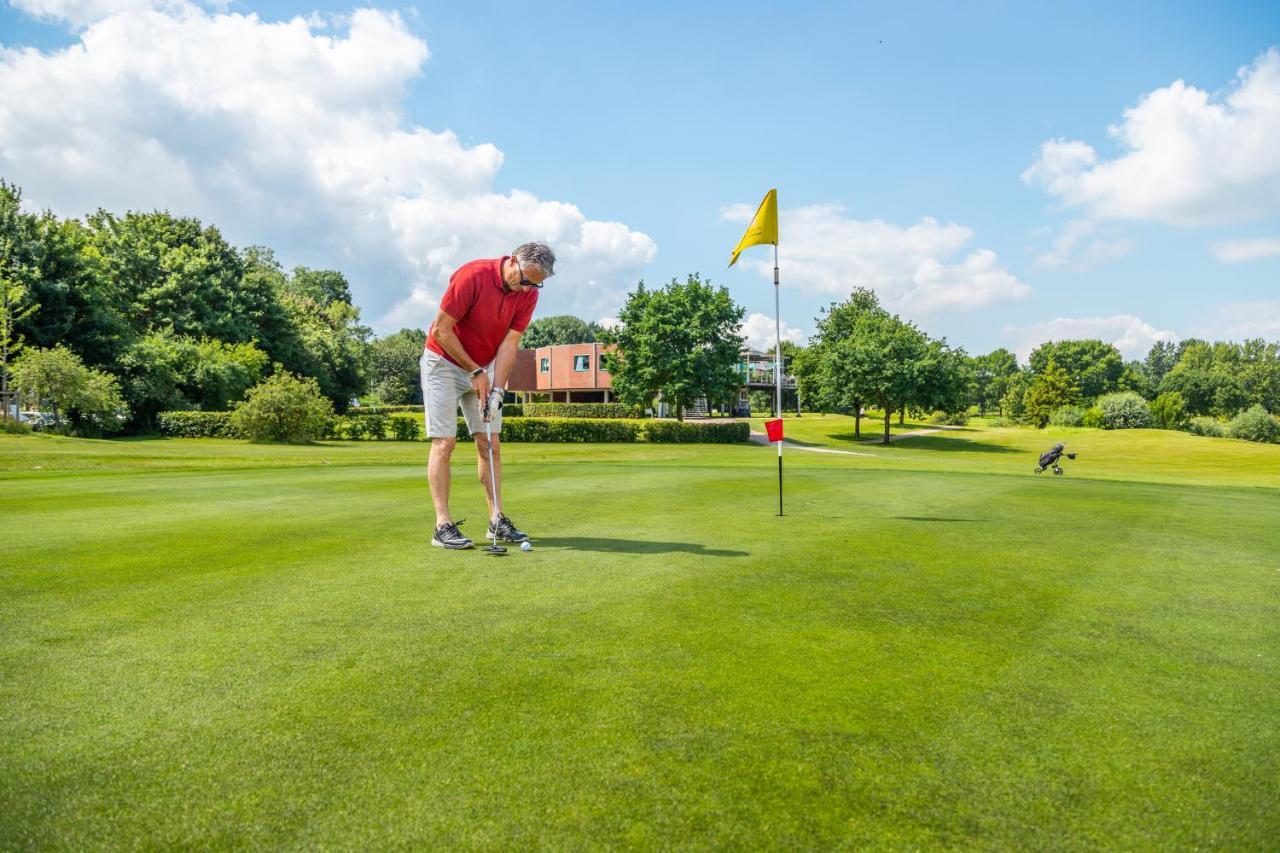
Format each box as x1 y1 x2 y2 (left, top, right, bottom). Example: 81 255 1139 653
9 345 126 433
1117 361 1152 398
838 311 930 445
1158 367 1215 415
601 275 745 421
520 315 602 348
367 328 427 404
999 370 1033 423
86 210 250 341
191 338 269 410
1149 391 1188 430
1 181 41 418
970 348 1018 415
1023 357 1079 427
1028 339 1123 400
1144 340 1178 388
792 288 887 436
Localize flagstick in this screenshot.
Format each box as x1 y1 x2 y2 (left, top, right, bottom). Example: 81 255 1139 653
774 242 783 517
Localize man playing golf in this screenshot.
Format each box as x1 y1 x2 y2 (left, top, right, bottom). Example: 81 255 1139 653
422 242 554 549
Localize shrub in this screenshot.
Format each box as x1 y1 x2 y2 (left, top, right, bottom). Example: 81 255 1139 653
157 410 240 438
925 410 969 426
1226 405 1280 444
1048 405 1085 427
642 420 750 443
390 415 422 441
1149 391 1189 430
345 414 388 440
1 417 32 434
1081 406 1106 429
522 402 641 419
230 371 334 443
1185 416 1225 438
455 417 641 442
1096 392 1152 430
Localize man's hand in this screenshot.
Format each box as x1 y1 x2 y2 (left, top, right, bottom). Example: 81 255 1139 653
470 370 491 404
484 388 504 422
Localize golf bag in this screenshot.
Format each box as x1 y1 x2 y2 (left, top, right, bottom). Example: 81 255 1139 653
1035 443 1077 476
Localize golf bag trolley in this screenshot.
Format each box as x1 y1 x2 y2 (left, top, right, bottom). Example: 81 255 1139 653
1035 442 1077 475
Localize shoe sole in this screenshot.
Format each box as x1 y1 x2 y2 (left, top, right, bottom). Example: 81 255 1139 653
431 538 474 549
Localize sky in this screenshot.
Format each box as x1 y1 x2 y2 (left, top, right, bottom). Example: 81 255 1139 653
2 0 1278 362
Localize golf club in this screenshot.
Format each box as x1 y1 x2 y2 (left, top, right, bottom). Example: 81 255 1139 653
481 397 506 556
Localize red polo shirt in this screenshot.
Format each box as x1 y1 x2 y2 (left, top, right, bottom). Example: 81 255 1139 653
426 257 539 368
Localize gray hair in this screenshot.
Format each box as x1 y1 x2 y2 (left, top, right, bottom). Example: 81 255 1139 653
513 242 556 278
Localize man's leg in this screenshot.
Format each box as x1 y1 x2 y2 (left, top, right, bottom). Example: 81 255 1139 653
474 432 501 522
428 437 457 526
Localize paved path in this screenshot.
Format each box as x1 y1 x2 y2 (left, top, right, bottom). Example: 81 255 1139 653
746 423 963 456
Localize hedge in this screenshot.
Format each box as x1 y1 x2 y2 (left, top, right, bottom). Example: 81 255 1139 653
641 420 750 443
521 402 640 419
351 403 524 417
157 410 241 438
159 412 750 443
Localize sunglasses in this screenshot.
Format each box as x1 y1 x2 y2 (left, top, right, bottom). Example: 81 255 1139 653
515 258 544 289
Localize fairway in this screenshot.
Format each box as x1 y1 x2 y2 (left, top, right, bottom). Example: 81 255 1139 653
2 429 1279 848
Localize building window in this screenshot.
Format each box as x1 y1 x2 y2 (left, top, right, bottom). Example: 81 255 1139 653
573 355 590 371
540 357 549 373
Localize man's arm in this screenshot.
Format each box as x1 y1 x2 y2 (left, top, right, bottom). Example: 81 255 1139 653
430 310 489 399
491 327 524 391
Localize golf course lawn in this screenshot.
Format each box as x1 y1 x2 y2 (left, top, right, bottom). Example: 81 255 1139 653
2 427 1278 848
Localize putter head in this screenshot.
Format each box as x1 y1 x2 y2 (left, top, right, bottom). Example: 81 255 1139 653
483 544 507 556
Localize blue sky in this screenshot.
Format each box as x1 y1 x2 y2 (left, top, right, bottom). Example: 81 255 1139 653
2 0 1278 360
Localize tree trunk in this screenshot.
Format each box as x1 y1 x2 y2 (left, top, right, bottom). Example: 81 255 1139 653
898 405 905 425
676 400 684 422
883 406 891 445
853 398 862 438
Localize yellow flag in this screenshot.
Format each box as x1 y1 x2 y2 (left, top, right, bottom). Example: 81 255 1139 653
728 189 778 267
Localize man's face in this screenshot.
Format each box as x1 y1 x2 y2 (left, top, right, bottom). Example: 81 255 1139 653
508 257 547 292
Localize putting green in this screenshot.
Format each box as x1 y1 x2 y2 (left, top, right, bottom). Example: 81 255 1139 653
2 428 1277 848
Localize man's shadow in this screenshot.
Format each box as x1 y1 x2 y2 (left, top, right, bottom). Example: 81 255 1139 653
532 537 748 557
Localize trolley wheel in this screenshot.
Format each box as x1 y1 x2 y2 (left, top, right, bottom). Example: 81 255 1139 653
1034 466 1044 474
1053 467 1064 476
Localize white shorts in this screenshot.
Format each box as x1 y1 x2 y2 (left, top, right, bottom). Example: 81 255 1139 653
419 350 501 439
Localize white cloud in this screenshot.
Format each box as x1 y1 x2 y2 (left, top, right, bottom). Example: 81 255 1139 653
1210 236 1280 263
1023 49 1280 227
1202 301 1280 339
740 312 806 351
1003 315 1177 362
729 203 1029 314
1034 218 1133 269
0 1 656 332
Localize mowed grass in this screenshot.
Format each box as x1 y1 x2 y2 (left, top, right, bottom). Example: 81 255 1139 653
1 428 1278 849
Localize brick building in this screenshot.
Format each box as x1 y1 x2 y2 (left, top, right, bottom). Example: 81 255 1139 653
507 342 614 404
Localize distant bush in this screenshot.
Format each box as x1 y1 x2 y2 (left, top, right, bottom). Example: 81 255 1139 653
389 415 422 441
1048 405 1085 427
1096 392 1152 430
0 417 32 434
344 414 388 440
1185 416 1225 438
1081 406 1106 429
642 420 750 443
1149 391 1189 430
157 410 240 438
523 402 641 419
348 404 419 415
1226 405 1280 443
926 410 969 426
230 372 334 443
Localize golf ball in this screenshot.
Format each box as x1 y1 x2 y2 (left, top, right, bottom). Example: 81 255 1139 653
520 541 532 551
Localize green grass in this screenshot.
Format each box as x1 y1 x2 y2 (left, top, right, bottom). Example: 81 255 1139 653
2 428 1278 848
